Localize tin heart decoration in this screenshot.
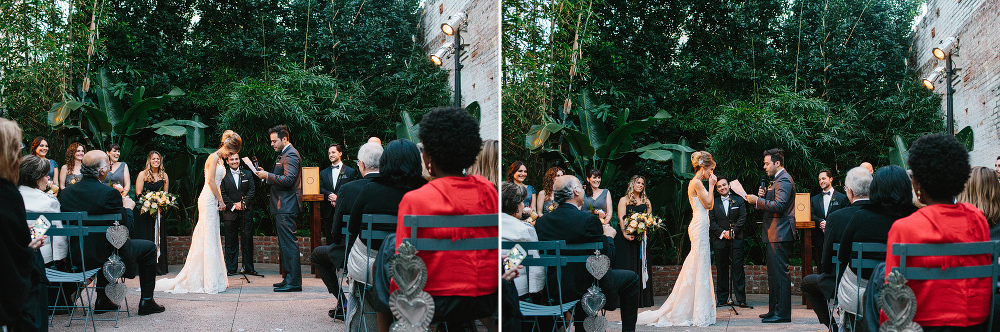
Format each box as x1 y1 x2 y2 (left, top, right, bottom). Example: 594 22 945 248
390 243 428 298
581 285 606 316
879 271 921 332
106 222 129 249
585 251 610 280
105 281 127 305
582 315 607 332
389 291 435 329
103 254 126 282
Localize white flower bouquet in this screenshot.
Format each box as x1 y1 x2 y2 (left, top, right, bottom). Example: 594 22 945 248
139 191 179 215
623 212 663 235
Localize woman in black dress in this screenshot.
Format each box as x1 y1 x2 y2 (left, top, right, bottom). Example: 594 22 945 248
616 174 654 307
135 151 170 275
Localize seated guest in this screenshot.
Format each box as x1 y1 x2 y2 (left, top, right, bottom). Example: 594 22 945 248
310 141 382 320
59 150 165 315
393 107 499 330
536 175 639 332
802 166 871 329
957 166 1000 240
0 118 48 331
349 139 426 330
885 133 991 331
18 155 68 265
500 181 544 298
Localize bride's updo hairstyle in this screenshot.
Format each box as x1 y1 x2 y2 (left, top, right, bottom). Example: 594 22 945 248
691 151 715 172
219 130 242 156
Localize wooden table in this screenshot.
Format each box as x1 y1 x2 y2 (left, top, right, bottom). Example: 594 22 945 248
796 221 815 308
303 194 325 277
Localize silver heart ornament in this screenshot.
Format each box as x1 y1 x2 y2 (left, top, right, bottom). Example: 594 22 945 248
581 285 606 316
103 254 126 281
390 255 428 298
586 253 610 280
582 315 607 332
389 320 427 332
105 281 126 305
106 224 129 249
879 271 921 331
389 291 434 328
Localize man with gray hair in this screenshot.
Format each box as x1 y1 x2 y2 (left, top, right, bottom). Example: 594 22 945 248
312 141 383 319
801 166 872 329
535 175 640 331
59 150 164 315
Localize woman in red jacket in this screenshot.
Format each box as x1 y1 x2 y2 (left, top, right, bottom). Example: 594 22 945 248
885 133 991 331
394 107 498 330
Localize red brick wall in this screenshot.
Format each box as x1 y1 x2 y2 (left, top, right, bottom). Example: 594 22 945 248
651 265 817 296
165 236 316 264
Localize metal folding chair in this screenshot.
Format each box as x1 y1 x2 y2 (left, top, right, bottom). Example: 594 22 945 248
28 212 97 332
502 240 574 332
81 213 129 327
846 242 887 331
562 241 605 328
354 214 398 330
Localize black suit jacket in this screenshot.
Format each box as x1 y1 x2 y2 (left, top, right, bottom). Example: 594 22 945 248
58 177 134 270
267 144 302 214
347 177 426 250
709 194 747 249
535 202 615 301
819 199 870 286
756 170 796 243
329 172 380 244
320 164 360 219
811 190 849 228
220 166 255 221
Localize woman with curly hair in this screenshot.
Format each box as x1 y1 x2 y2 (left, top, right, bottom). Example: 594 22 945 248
957 166 1000 239
59 142 85 189
885 133 991 331
615 174 654 307
535 166 564 215
392 107 498 329
135 151 170 274
506 160 536 215
29 136 59 187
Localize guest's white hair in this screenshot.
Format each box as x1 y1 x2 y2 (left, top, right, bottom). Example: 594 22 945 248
357 142 383 171
845 166 873 198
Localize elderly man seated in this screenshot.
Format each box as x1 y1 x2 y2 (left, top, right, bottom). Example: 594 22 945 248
59 150 164 315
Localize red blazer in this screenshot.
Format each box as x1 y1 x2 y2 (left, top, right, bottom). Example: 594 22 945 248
883 203 991 327
393 175 499 297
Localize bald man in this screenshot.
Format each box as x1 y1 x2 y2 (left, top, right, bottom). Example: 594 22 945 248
59 150 165 315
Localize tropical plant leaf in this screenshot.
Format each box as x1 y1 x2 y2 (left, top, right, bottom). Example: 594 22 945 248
615 108 630 128
671 137 693 175
466 101 481 123
395 111 420 142
525 123 564 151
639 149 674 161
149 119 178 128
154 126 187 136
887 135 909 170
185 114 207 151
576 89 607 150
93 68 125 127
561 127 596 157
596 110 669 157
956 126 974 152
48 100 84 126
131 86 145 105
174 120 208 128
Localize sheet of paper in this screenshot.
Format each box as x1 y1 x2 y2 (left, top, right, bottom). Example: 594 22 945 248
242 157 259 172
729 179 748 199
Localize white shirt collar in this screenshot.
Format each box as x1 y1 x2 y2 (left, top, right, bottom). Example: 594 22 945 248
567 201 582 210
775 168 785 177
281 144 291 154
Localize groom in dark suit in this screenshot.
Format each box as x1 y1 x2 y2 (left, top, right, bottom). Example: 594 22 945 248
254 125 303 292
708 176 747 307
535 175 639 332
809 169 849 266
320 143 360 244
59 150 164 315
221 153 256 276
746 148 795 323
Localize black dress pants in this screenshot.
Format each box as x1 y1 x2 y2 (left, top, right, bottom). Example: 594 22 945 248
224 213 255 273
309 244 346 296
802 273 836 327
96 239 157 299
765 241 792 318
715 239 746 304
275 213 301 287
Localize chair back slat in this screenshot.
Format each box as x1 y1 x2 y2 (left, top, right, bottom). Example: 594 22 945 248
900 266 995 280
402 214 498 252
503 240 568 268
894 242 997 257
83 213 122 221
26 212 86 222
403 214 496 228
360 230 394 241
45 225 89 237
408 237 498 251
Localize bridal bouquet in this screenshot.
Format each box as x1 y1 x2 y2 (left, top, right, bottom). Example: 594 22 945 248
139 191 179 215
624 212 663 235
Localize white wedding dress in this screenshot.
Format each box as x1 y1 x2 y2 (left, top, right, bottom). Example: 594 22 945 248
155 162 229 294
635 180 716 326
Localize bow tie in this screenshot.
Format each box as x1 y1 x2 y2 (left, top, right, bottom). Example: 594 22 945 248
331 164 340 169
823 191 832 196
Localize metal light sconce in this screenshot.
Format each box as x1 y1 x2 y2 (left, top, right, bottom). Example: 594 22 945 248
430 12 467 108
922 66 944 90
923 37 958 135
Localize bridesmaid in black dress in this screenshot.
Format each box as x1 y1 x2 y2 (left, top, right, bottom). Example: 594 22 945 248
135 151 170 275
616 175 654 307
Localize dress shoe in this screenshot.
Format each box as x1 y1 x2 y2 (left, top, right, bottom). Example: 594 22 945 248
274 285 302 292
137 298 165 316
273 281 287 288
227 271 238 276
242 269 261 276
759 312 774 319
762 316 790 323
735 302 750 307
93 299 119 312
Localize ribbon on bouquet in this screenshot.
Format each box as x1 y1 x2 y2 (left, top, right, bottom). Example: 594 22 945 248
641 233 648 288
155 211 161 260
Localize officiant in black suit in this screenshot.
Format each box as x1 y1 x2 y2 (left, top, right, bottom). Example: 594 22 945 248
59 150 165 315
708 176 747 307
320 143 360 243
746 148 795 323
254 125 303 292
535 175 639 332
221 153 256 276
810 169 849 265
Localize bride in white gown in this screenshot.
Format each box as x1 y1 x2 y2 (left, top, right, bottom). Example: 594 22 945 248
636 151 718 327
155 131 242 294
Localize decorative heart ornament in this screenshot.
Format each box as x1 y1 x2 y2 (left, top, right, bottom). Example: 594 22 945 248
581 285 606 316
586 252 610 280
106 223 129 249
389 291 434 328
390 243 428 298
105 281 126 305
582 315 607 332
103 254 126 281
879 271 921 332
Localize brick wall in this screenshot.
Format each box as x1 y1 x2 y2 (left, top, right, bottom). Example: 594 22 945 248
912 0 1000 166
651 265 817 296
165 236 317 264
420 0 500 140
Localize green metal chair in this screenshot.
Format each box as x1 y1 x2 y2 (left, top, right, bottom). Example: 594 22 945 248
502 240 573 332
28 212 98 332
846 242 887 330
